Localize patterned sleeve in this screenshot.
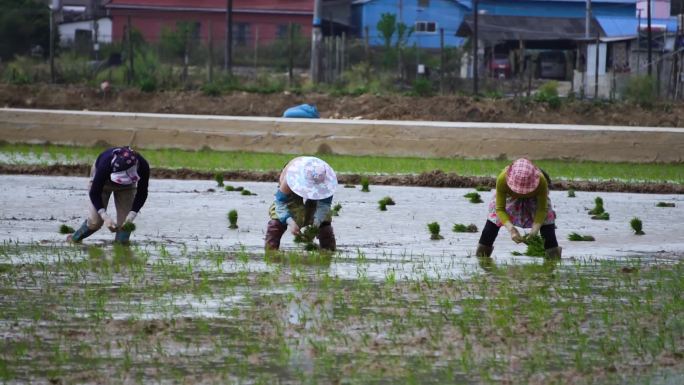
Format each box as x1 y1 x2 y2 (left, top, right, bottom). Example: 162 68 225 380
274 189 293 224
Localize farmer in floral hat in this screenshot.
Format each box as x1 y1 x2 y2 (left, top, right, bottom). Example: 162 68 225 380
265 156 338 251
67 146 150 244
476 158 561 258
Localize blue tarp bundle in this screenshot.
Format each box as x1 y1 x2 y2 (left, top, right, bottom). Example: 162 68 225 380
282 104 320 119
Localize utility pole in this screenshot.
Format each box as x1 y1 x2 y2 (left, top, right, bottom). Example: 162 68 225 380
224 0 233 74
49 5 55 83
310 0 322 83
473 0 479 95
637 9 641 74
647 0 653 76
585 0 592 38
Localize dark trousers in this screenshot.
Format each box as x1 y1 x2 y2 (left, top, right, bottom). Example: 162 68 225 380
265 220 336 251
478 221 558 249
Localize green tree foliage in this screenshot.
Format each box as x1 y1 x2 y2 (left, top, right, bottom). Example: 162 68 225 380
0 0 51 60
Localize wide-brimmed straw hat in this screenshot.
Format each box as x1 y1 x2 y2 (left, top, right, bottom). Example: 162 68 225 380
285 156 337 200
110 147 140 185
506 158 540 195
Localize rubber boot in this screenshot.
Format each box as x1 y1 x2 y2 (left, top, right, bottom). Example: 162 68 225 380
68 220 96 243
317 223 336 251
545 246 562 259
475 244 494 257
114 231 131 245
265 219 287 251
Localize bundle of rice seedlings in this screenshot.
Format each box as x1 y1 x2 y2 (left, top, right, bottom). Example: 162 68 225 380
428 222 443 240
464 192 483 203
452 223 478 233
522 234 545 257
567 232 595 241
59 224 75 234
331 203 342 216
567 189 576 198
588 197 605 215
630 217 645 235
360 177 370 192
227 210 238 229
120 222 136 232
591 212 610 220
656 202 675 207
214 173 224 187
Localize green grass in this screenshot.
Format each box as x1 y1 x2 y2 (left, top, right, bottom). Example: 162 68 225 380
1 143 683 183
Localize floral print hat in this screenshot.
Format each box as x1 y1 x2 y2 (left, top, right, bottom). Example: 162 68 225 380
110 147 140 185
506 158 541 195
285 156 337 200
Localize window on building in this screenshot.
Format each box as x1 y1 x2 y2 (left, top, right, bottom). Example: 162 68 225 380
415 21 437 33
233 23 250 45
418 0 430 7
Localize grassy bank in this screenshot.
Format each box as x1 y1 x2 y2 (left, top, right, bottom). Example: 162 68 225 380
1 143 682 184
0 242 682 384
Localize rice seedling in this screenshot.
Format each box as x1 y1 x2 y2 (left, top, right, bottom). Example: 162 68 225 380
522 234 545 257
630 217 645 235
427 222 443 240
343 184 355 189
214 173 224 187
567 232 595 241
452 223 478 233
567 189 576 198
234 186 244 191
294 226 319 250
331 203 342 216
591 212 610 220
379 196 396 205
224 185 235 191
241 189 255 196
656 202 675 207
463 192 484 203
58 224 75 234
360 176 370 192
378 200 387 211
120 222 136 232
588 197 605 215
475 186 491 192
227 210 238 229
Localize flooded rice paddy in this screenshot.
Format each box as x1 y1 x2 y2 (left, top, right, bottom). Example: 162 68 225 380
0 175 682 384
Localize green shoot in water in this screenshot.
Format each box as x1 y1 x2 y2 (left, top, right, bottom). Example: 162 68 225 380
427 222 443 240
59 224 75 234
228 210 238 229
360 176 370 192
452 223 478 233
214 173 224 187
568 232 595 241
630 217 644 235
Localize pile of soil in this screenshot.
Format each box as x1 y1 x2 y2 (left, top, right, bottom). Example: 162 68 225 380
1 84 683 127
3 165 682 194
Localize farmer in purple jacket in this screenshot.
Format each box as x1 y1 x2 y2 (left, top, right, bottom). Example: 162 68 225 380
67 146 150 244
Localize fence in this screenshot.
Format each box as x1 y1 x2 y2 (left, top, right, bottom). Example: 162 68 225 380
2 18 684 102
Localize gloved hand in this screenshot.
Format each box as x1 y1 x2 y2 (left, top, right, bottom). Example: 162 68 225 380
286 217 300 236
98 209 117 232
125 211 137 224
505 222 523 244
528 223 542 238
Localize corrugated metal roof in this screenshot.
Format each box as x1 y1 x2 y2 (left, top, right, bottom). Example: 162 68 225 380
457 14 605 40
595 16 637 38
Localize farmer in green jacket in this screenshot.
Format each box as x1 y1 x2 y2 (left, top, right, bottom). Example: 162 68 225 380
476 158 561 259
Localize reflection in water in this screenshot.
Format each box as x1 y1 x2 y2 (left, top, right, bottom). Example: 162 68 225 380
284 291 334 376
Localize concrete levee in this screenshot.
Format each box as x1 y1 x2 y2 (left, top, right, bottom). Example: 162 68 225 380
1 108 683 162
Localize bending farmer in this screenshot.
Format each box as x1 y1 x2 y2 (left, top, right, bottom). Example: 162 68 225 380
476 158 561 259
265 156 338 251
67 146 150 244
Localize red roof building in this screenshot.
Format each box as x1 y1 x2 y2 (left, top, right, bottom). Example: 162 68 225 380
104 0 350 45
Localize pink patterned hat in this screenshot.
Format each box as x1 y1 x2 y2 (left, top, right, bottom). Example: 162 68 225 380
506 158 541 194
285 157 337 200
110 147 140 185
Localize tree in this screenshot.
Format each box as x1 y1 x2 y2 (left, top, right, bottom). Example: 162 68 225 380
377 13 396 50
0 0 51 60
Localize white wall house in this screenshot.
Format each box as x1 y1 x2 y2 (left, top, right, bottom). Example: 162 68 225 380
59 17 112 46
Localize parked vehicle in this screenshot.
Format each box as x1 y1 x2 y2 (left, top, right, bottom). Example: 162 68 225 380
488 53 511 79
538 51 567 80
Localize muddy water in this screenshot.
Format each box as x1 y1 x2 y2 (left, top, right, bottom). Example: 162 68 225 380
1 175 683 277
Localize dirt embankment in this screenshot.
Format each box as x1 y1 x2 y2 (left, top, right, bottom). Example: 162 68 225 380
1 84 683 127
4 165 682 194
